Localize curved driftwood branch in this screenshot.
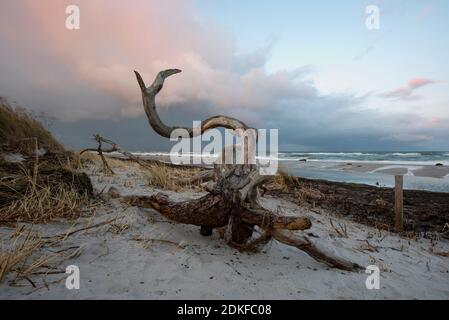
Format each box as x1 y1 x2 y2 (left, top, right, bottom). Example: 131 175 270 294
129 69 361 271
134 69 250 138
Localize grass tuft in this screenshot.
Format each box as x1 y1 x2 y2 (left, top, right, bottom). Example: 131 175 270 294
0 98 64 155
80 152 204 192
0 99 93 225
273 170 299 191
145 164 204 191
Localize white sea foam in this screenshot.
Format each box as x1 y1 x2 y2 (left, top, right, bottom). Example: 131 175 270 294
130 152 449 166
369 165 424 176
391 152 421 156
282 158 449 166
278 152 373 156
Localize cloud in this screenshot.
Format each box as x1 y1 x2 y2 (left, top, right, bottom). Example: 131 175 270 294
382 133 433 143
380 78 437 100
0 0 447 151
0 0 317 123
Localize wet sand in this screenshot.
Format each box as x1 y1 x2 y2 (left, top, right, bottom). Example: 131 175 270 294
324 162 449 179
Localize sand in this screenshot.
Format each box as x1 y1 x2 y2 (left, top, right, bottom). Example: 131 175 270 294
1 165 448 299
329 162 449 179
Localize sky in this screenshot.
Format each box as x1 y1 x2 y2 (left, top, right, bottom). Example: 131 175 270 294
0 0 448 151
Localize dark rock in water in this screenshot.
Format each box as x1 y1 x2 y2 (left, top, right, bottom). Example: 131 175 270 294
435 163 444 166
299 159 307 162
346 163 352 166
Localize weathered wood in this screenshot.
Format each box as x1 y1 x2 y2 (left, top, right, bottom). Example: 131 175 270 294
81 135 162 171
272 230 362 271
122 193 229 228
134 70 251 138
95 134 114 174
120 194 312 232
128 69 360 271
394 175 404 232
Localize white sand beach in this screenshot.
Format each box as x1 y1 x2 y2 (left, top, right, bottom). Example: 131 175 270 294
1 164 448 299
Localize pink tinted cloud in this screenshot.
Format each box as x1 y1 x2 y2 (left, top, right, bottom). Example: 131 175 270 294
0 0 312 121
380 78 437 100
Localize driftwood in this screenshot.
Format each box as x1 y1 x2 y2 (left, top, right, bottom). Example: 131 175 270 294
111 69 361 271
80 135 208 175
81 134 115 174
81 134 151 172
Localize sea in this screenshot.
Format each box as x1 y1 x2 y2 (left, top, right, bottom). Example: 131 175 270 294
276 151 449 165
277 151 449 193
133 151 449 193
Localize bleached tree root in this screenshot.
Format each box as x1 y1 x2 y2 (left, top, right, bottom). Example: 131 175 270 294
123 68 362 271
121 193 312 232
271 230 362 271
120 192 360 271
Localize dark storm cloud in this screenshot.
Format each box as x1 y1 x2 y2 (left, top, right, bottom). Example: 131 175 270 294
0 0 446 151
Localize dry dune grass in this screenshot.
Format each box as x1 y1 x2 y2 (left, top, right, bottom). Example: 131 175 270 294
0 101 96 287
0 98 64 155
0 158 92 224
1 177 87 223
272 170 324 207
145 163 203 191
0 213 126 286
296 186 324 205
80 152 204 191
0 227 43 283
273 169 300 191
0 225 83 286
80 152 144 173
0 100 93 225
